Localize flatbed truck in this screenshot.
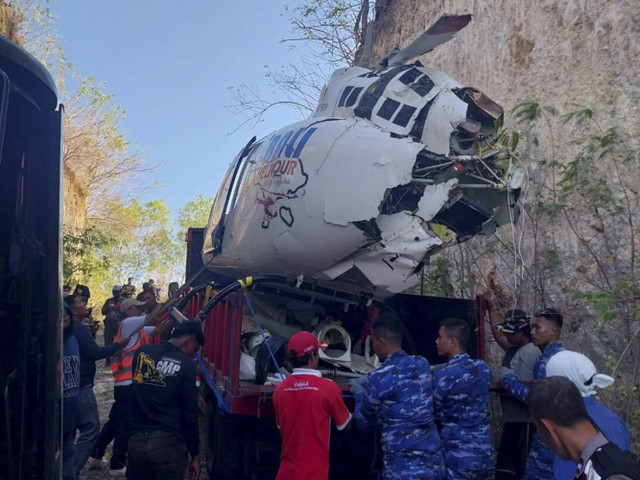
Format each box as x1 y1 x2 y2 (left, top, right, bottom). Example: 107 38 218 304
180 228 487 480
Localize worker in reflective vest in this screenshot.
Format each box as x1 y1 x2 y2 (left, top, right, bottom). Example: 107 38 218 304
110 319 149 383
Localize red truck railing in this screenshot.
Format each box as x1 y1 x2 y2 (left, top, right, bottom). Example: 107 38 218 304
187 289 277 415
185 281 487 417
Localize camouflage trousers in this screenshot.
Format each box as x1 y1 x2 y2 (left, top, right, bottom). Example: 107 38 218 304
523 433 554 480
381 450 445 480
443 450 494 480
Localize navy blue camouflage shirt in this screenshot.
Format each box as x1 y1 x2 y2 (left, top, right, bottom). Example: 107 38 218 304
354 350 445 480
501 341 565 404
433 353 494 480
501 342 565 480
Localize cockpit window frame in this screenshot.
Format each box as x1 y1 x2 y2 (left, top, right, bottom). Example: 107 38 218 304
208 136 256 253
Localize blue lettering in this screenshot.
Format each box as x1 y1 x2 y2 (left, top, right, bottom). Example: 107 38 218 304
275 130 294 158
258 127 317 168
291 128 317 158
264 134 281 163
284 128 304 157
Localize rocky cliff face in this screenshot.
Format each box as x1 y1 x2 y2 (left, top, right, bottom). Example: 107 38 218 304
370 1 640 441
0 2 21 45
63 163 87 231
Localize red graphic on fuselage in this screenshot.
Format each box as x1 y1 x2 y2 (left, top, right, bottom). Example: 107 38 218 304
256 196 277 218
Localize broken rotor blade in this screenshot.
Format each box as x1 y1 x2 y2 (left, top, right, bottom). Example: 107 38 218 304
386 14 472 67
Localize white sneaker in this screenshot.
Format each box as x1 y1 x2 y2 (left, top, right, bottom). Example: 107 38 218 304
109 466 126 476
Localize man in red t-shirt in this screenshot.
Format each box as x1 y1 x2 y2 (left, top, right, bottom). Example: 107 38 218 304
273 331 352 480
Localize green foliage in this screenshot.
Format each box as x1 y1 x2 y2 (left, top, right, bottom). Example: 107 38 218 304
103 198 179 280
494 126 521 152
542 249 561 271
459 278 475 294
64 198 182 303
63 226 114 285
571 280 640 324
559 107 593 125
493 112 504 132
530 198 563 219
511 101 558 123
175 193 214 257
509 102 640 448
556 127 621 209
419 255 455 297
603 381 640 453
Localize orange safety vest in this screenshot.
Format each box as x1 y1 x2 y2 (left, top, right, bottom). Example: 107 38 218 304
110 321 149 384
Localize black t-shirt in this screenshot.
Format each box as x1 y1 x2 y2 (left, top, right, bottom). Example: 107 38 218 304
102 296 122 323
129 342 200 456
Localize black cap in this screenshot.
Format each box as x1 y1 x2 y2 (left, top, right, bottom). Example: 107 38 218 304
74 284 90 299
496 309 530 334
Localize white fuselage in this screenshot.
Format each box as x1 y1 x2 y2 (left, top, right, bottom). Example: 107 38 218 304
203 64 517 297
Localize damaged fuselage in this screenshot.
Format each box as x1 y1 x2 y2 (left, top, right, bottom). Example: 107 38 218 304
203 18 521 297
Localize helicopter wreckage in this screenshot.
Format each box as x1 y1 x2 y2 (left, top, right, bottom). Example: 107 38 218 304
202 14 523 298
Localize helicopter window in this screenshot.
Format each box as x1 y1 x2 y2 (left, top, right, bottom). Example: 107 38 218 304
411 75 435 97
398 68 421 85
377 98 400 121
339 86 363 108
339 87 353 107
226 143 257 214
208 165 235 228
354 93 376 120
208 139 257 231
345 87 363 107
392 105 417 128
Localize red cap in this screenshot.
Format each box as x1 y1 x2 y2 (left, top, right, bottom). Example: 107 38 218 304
288 331 328 358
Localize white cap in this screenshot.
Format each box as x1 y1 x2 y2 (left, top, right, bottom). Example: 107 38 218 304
119 297 146 313
546 350 614 397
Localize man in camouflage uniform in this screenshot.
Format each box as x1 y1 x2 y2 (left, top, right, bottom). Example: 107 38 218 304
351 313 444 480
433 318 494 480
500 308 565 480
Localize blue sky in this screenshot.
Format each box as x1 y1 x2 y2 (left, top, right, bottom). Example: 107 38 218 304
48 1 310 213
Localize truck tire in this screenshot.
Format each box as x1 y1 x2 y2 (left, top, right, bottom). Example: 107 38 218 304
205 402 253 480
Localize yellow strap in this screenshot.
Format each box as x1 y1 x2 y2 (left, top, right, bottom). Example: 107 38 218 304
238 276 253 290
204 285 213 304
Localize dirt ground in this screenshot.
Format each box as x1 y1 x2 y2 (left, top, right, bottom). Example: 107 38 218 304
79 358 210 480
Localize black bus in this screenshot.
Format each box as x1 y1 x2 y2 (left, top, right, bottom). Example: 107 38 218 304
0 34 63 480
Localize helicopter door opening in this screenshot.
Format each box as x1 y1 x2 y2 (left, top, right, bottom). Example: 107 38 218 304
208 137 256 254
433 191 495 241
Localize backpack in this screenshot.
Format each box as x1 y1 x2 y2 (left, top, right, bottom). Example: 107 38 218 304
587 442 640 479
